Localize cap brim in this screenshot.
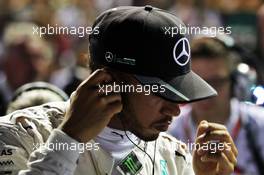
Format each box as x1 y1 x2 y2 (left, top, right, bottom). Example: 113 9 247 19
134 71 217 103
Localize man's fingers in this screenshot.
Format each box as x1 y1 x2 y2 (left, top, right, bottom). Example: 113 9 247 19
100 93 122 104
78 68 113 90
200 152 234 175
104 100 123 117
196 142 237 166
97 82 118 96
217 152 235 175
196 120 227 137
195 130 237 157
196 120 209 137
222 143 237 165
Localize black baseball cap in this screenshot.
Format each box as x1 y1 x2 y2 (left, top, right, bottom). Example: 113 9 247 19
89 5 217 103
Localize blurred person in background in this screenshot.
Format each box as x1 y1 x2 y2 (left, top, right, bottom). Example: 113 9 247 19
168 35 264 175
0 81 68 174
47 0 97 91
0 22 54 115
6 81 68 114
257 3 264 79
95 0 133 12
169 0 223 30
63 42 90 96
203 0 262 14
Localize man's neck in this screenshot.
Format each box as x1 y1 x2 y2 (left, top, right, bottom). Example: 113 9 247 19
107 115 125 130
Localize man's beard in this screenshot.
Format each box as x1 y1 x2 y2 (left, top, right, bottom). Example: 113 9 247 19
119 108 160 142
130 126 160 141
119 93 161 141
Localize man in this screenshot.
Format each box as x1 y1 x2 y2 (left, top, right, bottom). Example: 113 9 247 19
0 22 54 115
6 81 68 114
0 6 237 175
169 35 264 175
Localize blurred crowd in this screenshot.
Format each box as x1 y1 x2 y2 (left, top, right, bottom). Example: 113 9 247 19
0 0 264 115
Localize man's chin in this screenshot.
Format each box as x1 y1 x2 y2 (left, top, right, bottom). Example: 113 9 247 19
134 131 160 141
141 135 159 141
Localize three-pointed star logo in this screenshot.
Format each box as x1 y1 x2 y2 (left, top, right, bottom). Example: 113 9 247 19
105 51 114 62
173 38 190 66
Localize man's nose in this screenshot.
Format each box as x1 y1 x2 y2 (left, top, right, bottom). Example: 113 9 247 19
160 101 181 116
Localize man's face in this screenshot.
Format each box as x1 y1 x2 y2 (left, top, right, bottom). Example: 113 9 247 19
4 53 35 90
191 57 231 119
119 75 180 141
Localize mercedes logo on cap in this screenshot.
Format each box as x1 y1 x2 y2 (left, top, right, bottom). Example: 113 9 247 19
105 51 114 62
173 38 190 66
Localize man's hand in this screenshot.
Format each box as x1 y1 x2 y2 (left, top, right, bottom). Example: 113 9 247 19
59 68 122 143
193 120 238 175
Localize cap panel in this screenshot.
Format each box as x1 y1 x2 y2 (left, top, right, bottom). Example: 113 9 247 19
89 7 147 74
141 9 190 77
89 6 191 77
89 6 217 103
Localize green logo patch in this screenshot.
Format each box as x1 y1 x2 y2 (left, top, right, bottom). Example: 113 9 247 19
117 151 142 175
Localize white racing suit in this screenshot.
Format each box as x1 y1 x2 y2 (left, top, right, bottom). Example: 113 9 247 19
0 102 194 175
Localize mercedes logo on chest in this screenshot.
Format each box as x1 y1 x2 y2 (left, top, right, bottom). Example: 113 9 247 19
173 38 190 66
